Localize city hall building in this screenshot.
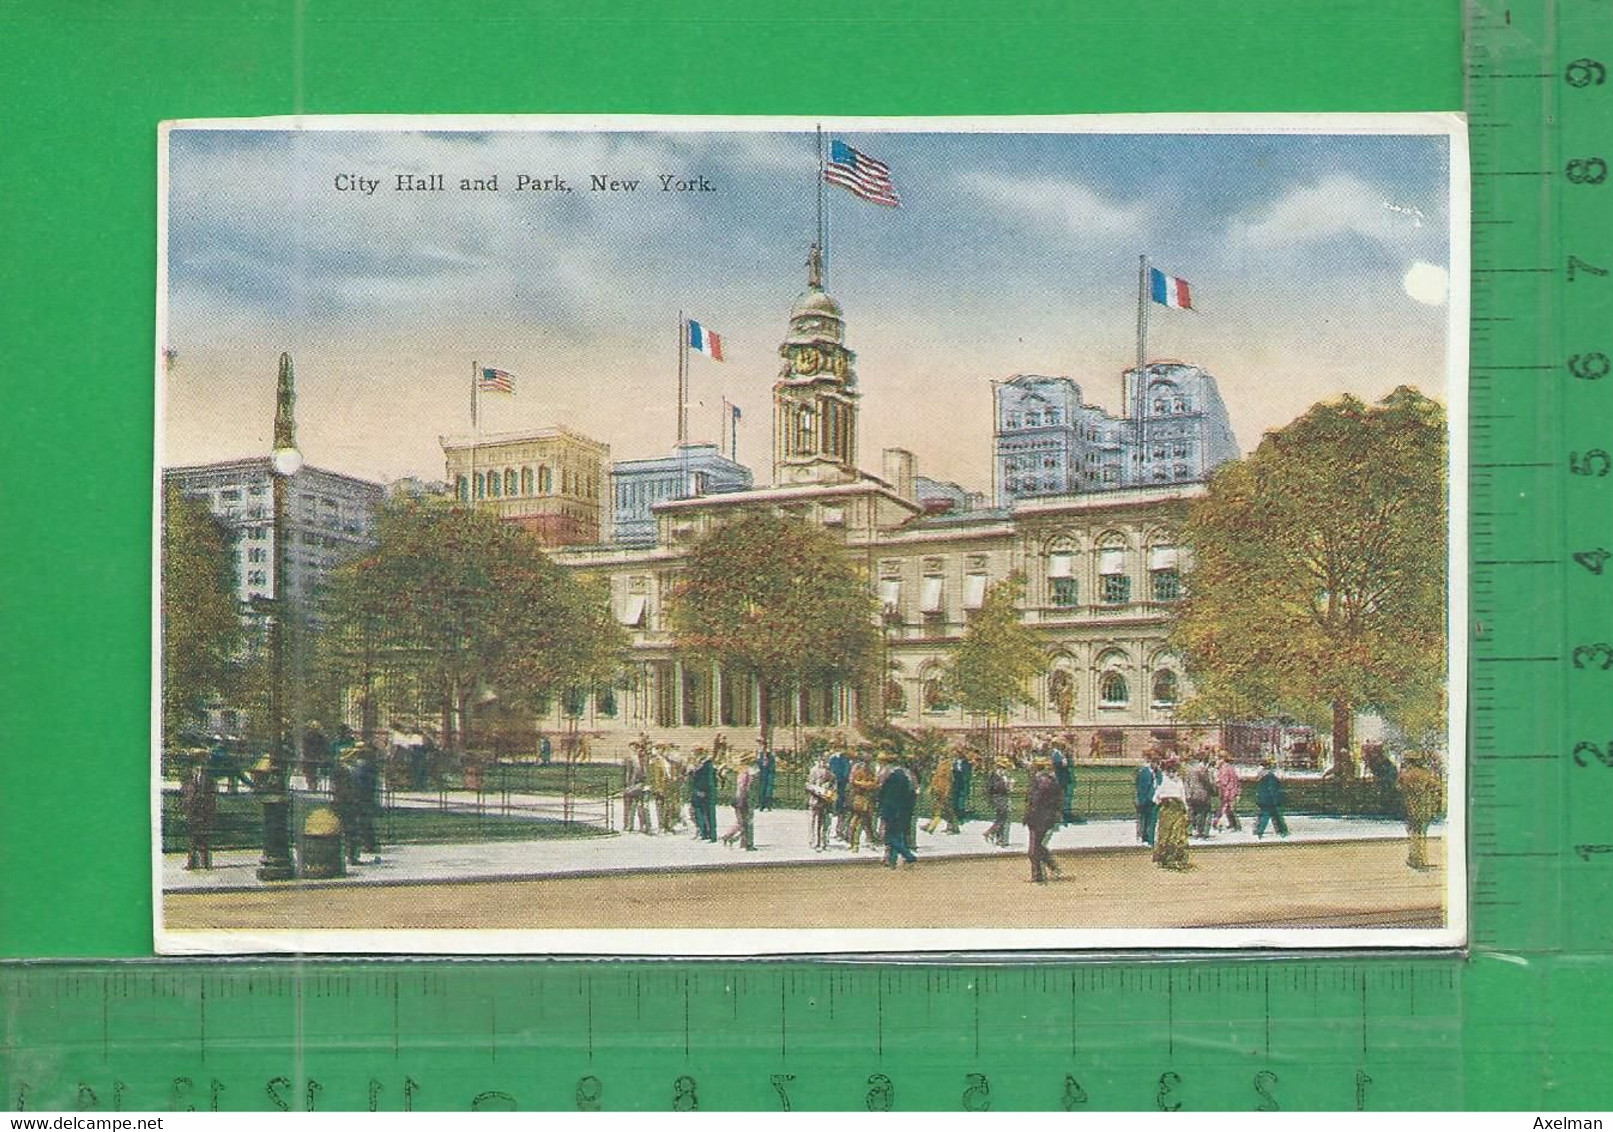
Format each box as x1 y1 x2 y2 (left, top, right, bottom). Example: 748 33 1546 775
532 252 1240 761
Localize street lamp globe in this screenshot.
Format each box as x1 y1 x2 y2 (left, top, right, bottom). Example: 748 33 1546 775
271 445 304 477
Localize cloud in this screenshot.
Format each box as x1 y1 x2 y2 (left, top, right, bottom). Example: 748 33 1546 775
955 170 1147 238
1236 173 1431 250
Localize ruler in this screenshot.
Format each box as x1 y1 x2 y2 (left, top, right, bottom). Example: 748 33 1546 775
1467 0 1613 954
5 3 1613 1112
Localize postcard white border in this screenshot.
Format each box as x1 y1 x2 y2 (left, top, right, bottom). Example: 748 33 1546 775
154 111 1468 956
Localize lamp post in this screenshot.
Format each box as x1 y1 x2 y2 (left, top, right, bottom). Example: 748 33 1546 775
258 351 303 881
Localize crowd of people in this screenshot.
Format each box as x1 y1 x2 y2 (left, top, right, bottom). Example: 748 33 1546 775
612 731 1097 879
1133 749 1291 872
175 720 1447 882
176 722 387 871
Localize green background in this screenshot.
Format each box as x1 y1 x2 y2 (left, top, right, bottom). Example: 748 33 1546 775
0 0 1462 961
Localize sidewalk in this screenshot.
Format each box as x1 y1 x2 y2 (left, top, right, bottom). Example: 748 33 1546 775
163 807 1441 894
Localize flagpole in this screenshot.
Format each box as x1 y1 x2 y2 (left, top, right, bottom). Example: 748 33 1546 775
677 312 688 448
1135 254 1149 486
731 404 739 464
816 123 829 288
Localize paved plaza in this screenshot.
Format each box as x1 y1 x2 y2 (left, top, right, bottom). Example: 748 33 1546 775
162 788 1442 894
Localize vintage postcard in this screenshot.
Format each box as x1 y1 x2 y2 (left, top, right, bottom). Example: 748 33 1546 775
154 114 1467 953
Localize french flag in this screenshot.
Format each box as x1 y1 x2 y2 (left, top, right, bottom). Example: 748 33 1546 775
1149 267 1193 310
687 318 725 361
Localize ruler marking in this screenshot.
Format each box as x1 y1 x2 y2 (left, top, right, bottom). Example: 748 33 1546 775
877 972 884 1061
1069 971 1077 1057
199 981 206 1064
587 975 595 1064
393 977 400 1060
683 977 691 1060
780 976 787 1059
1167 970 1174 1060
1263 969 1271 1057
973 976 980 1061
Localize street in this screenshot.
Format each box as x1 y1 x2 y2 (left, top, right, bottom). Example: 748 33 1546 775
165 836 1444 931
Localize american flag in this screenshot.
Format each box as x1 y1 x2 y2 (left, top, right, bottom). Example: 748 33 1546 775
824 139 900 207
478 367 515 394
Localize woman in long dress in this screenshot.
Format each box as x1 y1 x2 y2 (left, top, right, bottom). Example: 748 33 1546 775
1152 757 1191 871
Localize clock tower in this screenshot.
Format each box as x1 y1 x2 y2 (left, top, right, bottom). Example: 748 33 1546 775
771 244 861 485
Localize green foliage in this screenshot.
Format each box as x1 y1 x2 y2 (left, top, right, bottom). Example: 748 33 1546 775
946 572 1048 722
160 485 242 741
317 498 628 747
667 511 881 740
1170 387 1448 765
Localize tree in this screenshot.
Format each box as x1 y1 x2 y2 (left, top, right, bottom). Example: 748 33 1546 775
946 572 1048 754
160 484 242 743
317 497 628 752
1170 387 1447 773
667 511 881 748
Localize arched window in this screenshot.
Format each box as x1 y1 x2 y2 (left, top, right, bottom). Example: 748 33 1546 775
504 468 517 496
474 472 486 499
456 475 469 502
1046 538 1078 607
521 466 534 495
1174 396 1191 412
1097 534 1131 604
539 466 552 494
1152 670 1180 708
1100 671 1129 706
1152 397 1169 414
884 676 908 716
922 668 951 713
487 471 501 498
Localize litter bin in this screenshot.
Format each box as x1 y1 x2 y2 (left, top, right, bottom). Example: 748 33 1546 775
300 807 346 879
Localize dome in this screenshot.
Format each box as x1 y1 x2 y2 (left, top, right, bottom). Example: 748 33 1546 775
791 288 843 320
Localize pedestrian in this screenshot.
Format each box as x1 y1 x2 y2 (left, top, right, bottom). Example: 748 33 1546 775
1051 742 1077 825
652 747 683 834
1134 755 1158 845
1186 754 1216 838
538 731 553 767
983 759 1013 847
755 744 778 811
922 748 955 834
805 756 836 850
332 753 364 865
181 758 217 870
1151 757 1191 870
1214 755 1242 832
951 749 974 826
622 738 653 834
878 761 919 867
689 748 718 842
1398 754 1443 870
1254 759 1290 840
720 756 758 850
827 741 852 842
354 743 382 863
1023 761 1063 883
846 754 879 851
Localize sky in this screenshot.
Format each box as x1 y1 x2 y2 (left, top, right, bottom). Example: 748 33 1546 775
162 121 1456 490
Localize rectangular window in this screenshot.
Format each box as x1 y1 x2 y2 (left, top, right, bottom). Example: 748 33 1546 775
1101 574 1131 604
617 594 647 627
920 576 945 615
1051 577 1079 607
221 489 240 502
878 577 902 612
963 573 987 611
1152 569 1182 601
